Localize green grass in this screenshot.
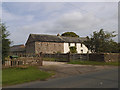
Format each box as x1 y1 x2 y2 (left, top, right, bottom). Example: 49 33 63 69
2 66 54 86
68 60 119 66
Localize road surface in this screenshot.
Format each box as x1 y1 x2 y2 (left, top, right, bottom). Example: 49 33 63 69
4 67 119 88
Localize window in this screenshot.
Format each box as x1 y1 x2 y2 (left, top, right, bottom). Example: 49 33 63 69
81 43 82 47
69 43 70 46
81 49 83 53
75 43 77 47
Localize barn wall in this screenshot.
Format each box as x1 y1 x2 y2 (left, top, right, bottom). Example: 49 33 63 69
25 42 35 54
35 42 64 54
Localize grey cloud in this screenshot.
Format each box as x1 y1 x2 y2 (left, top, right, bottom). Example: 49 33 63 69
3 2 118 44
47 12 101 33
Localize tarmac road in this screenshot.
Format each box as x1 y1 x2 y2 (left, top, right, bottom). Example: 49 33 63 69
4 67 119 88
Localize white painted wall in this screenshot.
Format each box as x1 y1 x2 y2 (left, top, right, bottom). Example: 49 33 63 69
79 44 88 53
64 43 69 53
64 43 89 53
76 43 81 53
70 43 75 46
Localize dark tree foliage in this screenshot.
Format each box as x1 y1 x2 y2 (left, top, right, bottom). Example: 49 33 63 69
84 29 118 53
0 22 11 64
118 43 120 53
61 32 79 37
69 46 77 53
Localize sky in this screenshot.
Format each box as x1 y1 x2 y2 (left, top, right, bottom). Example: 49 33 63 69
1 2 118 45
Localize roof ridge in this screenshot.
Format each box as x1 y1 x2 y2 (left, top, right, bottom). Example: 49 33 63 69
30 34 57 36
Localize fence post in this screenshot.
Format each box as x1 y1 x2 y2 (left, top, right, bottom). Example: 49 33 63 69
87 51 89 61
11 58 13 67
67 52 70 62
39 52 43 66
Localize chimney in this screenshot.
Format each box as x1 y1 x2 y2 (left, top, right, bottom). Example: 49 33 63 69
57 33 60 36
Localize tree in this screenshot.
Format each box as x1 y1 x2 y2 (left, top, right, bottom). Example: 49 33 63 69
61 32 79 37
0 22 11 64
118 43 120 53
84 29 117 53
69 46 77 53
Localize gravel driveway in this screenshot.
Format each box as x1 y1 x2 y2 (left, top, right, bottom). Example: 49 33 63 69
40 61 116 79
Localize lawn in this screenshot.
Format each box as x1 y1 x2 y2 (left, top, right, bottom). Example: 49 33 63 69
2 66 54 86
68 60 119 66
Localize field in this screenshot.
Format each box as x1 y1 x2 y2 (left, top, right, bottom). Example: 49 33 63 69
2 66 54 86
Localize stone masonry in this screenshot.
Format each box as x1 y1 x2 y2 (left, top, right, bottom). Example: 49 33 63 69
35 42 64 54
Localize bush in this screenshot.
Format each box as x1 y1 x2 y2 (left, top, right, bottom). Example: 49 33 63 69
69 46 77 53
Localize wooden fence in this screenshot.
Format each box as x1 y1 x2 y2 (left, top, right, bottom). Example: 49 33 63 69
42 53 89 62
7 53 120 65
9 53 89 62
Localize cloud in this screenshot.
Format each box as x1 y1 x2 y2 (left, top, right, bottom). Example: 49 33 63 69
2 2 118 44
15 11 102 34
9 11 102 44
2 9 34 22
52 12 101 32
0 3 2 19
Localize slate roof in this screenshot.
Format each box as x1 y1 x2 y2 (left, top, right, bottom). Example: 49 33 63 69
60 36 87 43
26 34 87 44
10 44 25 52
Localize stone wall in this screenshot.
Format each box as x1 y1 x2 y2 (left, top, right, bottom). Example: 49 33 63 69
89 53 120 62
35 42 64 54
26 42 35 54
4 57 42 67
104 53 120 62
89 53 104 62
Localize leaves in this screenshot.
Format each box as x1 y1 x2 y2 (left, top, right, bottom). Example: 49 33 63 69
84 29 118 53
61 32 79 37
0 21 11 63
69 46 77 53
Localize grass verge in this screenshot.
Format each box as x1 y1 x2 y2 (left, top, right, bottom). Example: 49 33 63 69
2 66 54 86
68 60 119 66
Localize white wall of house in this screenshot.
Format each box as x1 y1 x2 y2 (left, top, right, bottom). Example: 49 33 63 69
64 42 89 53
79 44 89 53
76 43 81 53
64 43 69 53
70 43 75 46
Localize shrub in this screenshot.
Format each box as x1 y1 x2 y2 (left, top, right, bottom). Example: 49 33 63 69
69 46 77 53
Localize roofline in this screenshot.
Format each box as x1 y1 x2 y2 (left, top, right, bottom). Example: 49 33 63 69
25 34 86 45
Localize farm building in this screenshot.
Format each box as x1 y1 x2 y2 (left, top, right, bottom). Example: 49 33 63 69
25 34 90 54
10 44 25 54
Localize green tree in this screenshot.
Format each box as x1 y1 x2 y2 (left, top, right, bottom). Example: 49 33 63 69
69 46 77 53
0 22 11 64
118 43 120 53
0 23 1 62
84 29 117 53
61 32 79 37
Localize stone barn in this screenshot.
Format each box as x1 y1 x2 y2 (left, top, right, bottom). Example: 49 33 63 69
10 44 25 54
25 34 90 54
